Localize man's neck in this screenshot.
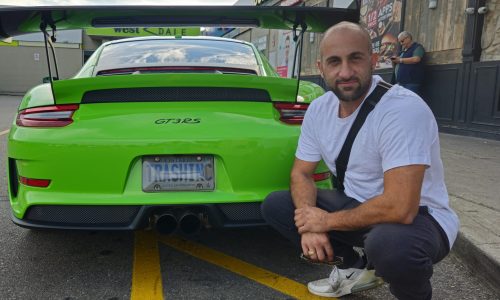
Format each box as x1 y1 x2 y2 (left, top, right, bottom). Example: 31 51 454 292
338 99 364 118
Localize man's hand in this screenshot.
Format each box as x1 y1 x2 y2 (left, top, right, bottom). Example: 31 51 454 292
301 232 334 262
295 206 330 234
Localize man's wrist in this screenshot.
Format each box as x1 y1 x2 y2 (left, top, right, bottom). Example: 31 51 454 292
400 57 403 64
326 212 335 231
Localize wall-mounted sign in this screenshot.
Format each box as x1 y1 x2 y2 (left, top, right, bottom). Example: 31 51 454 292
361 0 402 69
85 27 201 37
253 35 267 51
276 31 295 78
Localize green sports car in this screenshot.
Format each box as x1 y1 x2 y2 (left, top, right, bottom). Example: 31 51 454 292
2 5 359 233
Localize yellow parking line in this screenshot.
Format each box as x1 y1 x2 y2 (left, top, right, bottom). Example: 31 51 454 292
159 235 333 300
0 129 9 136
131 231 164 300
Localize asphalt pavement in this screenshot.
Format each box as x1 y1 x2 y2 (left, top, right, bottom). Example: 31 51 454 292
440 133 500 295
0 95 499 299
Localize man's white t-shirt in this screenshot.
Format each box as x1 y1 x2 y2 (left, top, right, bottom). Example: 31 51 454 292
296 75 459 248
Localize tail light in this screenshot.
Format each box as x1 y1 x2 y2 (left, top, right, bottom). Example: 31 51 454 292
273 102 309 125
19 176 51 188
312 172 331 182
16 104 79 127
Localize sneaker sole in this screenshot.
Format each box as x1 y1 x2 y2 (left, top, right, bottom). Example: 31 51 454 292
308 278 384 298
351 277 384 293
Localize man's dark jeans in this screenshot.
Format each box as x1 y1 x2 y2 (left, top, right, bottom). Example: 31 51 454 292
261 189 450 300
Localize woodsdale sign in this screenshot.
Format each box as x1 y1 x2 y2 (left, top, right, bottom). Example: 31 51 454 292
85 27 201 37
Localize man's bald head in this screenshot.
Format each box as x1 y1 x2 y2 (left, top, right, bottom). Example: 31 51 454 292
316 21 375 103
320 22 372 59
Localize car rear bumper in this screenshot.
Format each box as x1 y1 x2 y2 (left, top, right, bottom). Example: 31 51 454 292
11 202 266 230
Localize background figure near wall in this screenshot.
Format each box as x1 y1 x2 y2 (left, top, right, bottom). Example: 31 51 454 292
391 31 425 95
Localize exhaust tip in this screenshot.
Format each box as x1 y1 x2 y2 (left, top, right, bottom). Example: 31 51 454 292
155 213 178 235
179 212 202 235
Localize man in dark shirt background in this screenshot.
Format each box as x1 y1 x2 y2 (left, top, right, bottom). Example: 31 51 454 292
391 31 425 95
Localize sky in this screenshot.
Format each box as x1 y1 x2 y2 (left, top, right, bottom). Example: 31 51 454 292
0 0 245 5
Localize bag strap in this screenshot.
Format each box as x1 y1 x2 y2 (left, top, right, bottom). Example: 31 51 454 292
334 81 392 191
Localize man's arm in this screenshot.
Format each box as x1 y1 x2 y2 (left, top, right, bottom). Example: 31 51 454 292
295 164 426 233
290 158 319 209
290 158 334 262
391 56 421 64
391 44 424 65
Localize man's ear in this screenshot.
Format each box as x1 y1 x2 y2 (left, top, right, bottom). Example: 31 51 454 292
316 60 324 78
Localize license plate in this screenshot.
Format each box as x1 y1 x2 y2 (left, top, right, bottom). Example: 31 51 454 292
142 155 214 192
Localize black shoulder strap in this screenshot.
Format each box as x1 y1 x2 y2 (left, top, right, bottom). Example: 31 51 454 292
334 81 392 191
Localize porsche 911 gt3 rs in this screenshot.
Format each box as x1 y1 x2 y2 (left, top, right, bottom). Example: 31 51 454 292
2 5 359 233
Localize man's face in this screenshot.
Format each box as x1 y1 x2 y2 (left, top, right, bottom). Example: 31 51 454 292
317 29 375 103
399 35 412 49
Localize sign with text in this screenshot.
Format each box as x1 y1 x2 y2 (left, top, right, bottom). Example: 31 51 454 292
85 27 201 37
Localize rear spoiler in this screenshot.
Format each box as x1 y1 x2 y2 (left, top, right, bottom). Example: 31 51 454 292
0 5 359 38
0 5 359 105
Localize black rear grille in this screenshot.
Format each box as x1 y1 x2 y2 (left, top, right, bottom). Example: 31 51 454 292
24 205 140 226
82 87 271 103
217 203 263 222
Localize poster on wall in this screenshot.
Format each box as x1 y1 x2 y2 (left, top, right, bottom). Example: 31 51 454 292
360 0 402 69
276 31 295 78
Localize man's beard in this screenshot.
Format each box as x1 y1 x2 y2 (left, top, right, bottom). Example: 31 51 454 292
330 77 371 103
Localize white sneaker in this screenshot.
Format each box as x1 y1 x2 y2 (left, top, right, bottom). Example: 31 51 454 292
307 266 383 297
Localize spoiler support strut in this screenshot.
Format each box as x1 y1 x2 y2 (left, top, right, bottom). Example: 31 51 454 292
291 20 307 102
40 12 59 103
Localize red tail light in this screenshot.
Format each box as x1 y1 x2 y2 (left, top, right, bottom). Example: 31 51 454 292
16 104 79 127
312 172 331 182
274 102 309 125
19 176 51 188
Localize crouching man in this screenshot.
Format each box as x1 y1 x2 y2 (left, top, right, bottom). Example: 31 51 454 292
261 22 459 299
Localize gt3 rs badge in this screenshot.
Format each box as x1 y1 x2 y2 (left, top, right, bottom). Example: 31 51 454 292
155 118 201 124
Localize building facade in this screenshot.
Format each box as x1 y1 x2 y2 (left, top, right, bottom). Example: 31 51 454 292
239 0 500 139
0 1 498 139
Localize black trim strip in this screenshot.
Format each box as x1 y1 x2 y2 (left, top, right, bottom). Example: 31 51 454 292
82 87 272 103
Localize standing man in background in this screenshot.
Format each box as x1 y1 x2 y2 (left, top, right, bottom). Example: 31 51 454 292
391 31 425 95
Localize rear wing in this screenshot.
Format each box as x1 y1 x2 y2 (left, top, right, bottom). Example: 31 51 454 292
0 5 359 38
0 5 360 105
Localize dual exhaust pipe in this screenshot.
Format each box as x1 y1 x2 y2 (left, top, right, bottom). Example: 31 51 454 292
154 210 202 235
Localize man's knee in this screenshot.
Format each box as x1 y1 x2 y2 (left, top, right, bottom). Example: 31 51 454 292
260 191 295 227
365 225 433 284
